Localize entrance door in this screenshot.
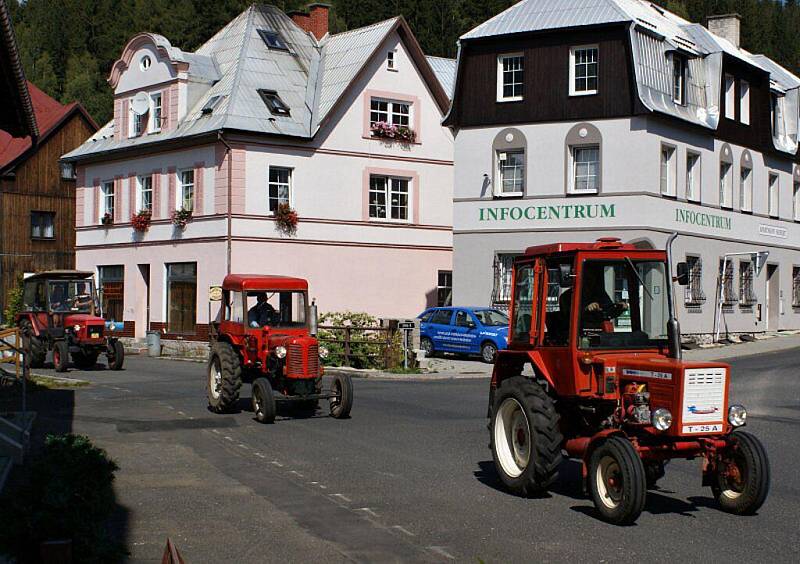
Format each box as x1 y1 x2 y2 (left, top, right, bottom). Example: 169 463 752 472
766 264 779 331
136 264 150 339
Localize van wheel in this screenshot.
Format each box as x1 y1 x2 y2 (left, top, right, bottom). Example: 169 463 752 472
490 376 563 496
420 337 434 357
481 341 498 363
252 377 276 424
53 341 69 373
207 342 242 413
588 436 647 525
711 431 770 515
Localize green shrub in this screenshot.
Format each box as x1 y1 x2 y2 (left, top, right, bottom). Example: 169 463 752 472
2 273 24 326
0 434 127 563
318 311 388 369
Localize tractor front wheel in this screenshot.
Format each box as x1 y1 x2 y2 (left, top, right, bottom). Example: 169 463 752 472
252 377 276 424
490 376 563 496
588 436 647 525
711 431 770 515
52 341 69 373
107 340 124 370
329 373 353 419
207 342 242 413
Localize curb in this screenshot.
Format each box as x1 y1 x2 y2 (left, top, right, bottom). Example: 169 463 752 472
29 373 90 385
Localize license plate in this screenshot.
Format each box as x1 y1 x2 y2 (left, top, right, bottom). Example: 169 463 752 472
682 424 722 434
90 332 100 339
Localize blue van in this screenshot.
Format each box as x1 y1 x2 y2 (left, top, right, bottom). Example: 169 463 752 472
417 307 509 363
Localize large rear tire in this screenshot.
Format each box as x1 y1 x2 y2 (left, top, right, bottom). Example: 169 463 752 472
252 377 276 424
490 376 563 496
107 340 124 370
19 319 46 368
207 342 242 413
711 431 770 515
52 341 69 373
329 373 353 419
588 436 647 525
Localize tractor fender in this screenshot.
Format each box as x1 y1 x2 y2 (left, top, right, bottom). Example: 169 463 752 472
572 429 629 484
15 313 42 337
488 350 557 418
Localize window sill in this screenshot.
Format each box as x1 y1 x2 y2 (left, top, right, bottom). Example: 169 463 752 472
362 135 421 146
30 237 56 241
387 68 398 72
661 192 678 199
496 97 523 103
367 218 413 225
569 90 598 97
567 189 599 196
493 192 524 199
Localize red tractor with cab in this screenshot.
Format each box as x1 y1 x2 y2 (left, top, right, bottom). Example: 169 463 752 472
488 236 769 524
207 274 352 423
16 270 125 372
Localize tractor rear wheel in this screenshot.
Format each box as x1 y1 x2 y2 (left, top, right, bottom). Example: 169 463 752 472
588 436 647 525
329 373 353 419
490 376 563 496
207 342 242 413
19 319 46 368
107 340 124 370
52 341 69 373
72 350 99 369
252 377 276 424
711 431 770 515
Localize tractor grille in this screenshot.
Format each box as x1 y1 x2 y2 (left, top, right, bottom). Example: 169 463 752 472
286 343 320 377
681 368 726 424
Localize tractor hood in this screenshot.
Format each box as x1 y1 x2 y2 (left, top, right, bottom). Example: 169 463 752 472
62 313 105 327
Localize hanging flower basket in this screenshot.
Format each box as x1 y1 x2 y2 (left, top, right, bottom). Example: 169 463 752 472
274 203 298 236
370 121 416 143
101 212 113 226
171 208 193 230
131 210 152 232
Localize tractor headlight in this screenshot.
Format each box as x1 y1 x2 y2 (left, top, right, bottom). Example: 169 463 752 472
651 408 673 431
728 404 747 427
73 324 81 332
318 346 329 359
274 346 287 359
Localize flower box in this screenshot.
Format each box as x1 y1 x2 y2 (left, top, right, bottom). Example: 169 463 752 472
274 203 298 236
101 212 113 226
370 121 416 143
131 210 152 232
171 207 193 229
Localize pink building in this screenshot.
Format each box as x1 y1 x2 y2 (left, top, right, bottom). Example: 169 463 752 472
62 4 455 342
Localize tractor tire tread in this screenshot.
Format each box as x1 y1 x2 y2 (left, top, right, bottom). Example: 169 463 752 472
588 436 647 525
208 342 242 413
712 430 770 515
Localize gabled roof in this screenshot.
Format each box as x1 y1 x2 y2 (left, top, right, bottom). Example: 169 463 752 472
426 56 457 99
63 5 452 162
0 0 37 139
0 81 97 173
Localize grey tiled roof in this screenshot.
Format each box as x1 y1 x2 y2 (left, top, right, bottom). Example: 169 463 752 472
426 56 457 98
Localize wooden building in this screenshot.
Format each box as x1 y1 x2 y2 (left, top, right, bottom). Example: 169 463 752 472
0 82 96 322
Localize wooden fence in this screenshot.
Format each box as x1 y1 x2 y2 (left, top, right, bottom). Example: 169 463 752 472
0 327 22 381
317 325 397 369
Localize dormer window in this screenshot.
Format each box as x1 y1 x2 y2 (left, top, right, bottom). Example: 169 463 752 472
672 54 686 105
258 89 290 116
150 92 162 133
569 45 598 96
257 29 288 51
497 54 523 102
201 95 223 115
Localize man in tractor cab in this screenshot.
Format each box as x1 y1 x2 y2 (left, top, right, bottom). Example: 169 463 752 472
579 262 628 331
49 283 70 312
248 292 277 327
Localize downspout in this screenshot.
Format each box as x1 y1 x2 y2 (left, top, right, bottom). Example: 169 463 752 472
217 131 233 274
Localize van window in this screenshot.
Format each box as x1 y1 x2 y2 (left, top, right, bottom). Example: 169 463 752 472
430 309 453 325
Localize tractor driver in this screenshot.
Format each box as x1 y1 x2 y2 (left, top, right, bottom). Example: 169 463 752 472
580 263 628 331
248 292 277 327
49 283 70 312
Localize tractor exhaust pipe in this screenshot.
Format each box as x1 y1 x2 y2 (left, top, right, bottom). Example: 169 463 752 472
665 232 682 360
309 299 318 337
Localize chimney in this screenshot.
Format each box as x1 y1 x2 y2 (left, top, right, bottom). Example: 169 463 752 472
706 13 741 48
287 10 311 31
308 3 330 40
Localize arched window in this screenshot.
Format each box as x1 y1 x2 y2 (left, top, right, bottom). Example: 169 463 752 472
739 150 753 212
719 144 734 209
492 128 527 197
565 123 602 194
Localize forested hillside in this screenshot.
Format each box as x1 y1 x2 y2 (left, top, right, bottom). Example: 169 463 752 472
8 0 800 125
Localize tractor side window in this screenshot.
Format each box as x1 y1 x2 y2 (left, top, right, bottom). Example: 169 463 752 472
511 265 534 342
543 259 574 346
228 291 243 323
23 282 46 311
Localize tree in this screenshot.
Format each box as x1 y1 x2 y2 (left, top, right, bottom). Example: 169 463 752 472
63 52 112 124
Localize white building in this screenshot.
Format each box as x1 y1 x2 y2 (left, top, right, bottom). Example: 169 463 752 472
444 0 800 337
62 4 455 342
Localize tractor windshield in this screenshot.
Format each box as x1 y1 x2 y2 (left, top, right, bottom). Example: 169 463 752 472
245 290 307 329
47 280 96 313
578 260 669 350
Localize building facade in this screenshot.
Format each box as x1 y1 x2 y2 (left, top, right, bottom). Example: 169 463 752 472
445 0 800 337
62 4 455 342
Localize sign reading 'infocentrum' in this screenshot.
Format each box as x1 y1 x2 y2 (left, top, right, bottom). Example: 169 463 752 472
674 208 731 231
479 203 616 222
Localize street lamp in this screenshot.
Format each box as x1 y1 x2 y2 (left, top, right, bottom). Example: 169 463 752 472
714 250 769 342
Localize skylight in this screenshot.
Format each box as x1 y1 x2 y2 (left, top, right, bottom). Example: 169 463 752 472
201 95 224 115
257 29 288 51
257 89 291 116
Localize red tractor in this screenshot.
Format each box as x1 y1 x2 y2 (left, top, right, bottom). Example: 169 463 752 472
206 274 352 423
16 270 125 372
488 236 769 524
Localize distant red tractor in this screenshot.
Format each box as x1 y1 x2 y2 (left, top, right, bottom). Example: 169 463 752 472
488 236 769 524
16 271 124 372
207 274 352 423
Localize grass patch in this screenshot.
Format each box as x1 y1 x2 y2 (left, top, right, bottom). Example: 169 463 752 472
385 366 423 374
29 375 89 389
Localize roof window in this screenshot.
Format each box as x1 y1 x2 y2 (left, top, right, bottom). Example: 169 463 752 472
258 89 291 116
257 29 288 51
201 95 224 115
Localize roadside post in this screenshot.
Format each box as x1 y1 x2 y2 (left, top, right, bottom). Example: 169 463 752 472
398 319 418 370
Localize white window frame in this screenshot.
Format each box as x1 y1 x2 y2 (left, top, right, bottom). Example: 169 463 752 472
368 175 411 222
268 166 292 214
740 166 753 213
497 53 524 102
660 145 677 197
768 173 779 218
739 80 750 125
686 151 701 201
387 50 396 71
672 54 686 105
101 180 115 217
794 180 800 222
495 149 525 197
177 169 194 212
369 98 411 127
719 161 733 209
129 102 145 138
149 92 162 133
136 175 153 213
568 144 600 194
569 45 599 96
724 74 735 120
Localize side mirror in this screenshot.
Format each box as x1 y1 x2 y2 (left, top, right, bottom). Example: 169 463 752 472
468 321 477 330
675 262 689 286
309 300 318 336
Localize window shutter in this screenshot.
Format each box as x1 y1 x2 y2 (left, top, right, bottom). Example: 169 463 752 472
93 178 101 224
167 167 177 212
194 162 205 215
152 171 161 218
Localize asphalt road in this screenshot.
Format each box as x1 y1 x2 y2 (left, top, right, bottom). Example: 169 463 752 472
29 348 800 563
